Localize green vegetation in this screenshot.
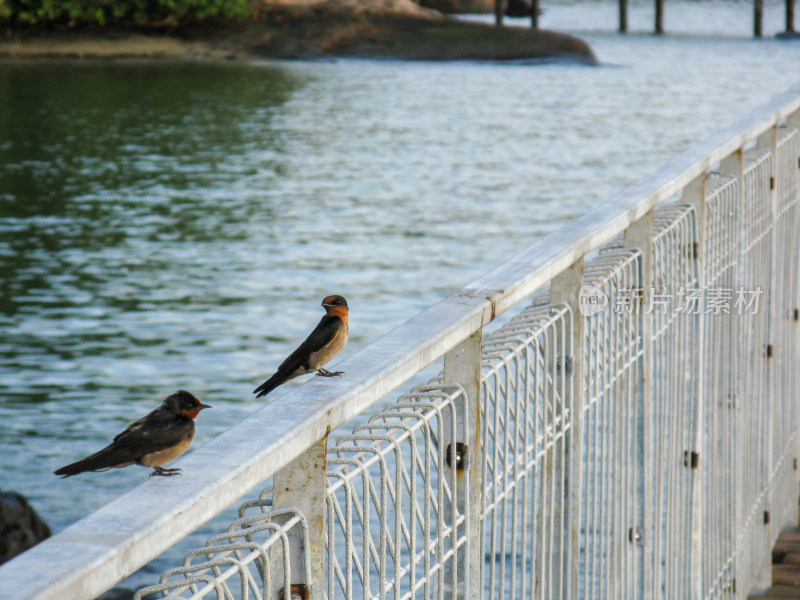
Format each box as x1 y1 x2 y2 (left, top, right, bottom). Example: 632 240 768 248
0 0 252 27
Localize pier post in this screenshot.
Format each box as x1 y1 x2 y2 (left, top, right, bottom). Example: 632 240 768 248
787 0 796 33
551 260 585 600
655 0 664 33
443 331 483 600
624 211 655 600
531 0 540 29
619 0 628 32
755 0 764 37
272 438 329 600
495 0 504 26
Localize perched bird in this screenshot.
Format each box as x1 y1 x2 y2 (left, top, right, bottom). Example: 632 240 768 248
54 390 211 478
253 294 349 398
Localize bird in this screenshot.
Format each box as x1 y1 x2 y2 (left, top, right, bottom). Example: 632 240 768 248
253 294 349 398
54 390 211 478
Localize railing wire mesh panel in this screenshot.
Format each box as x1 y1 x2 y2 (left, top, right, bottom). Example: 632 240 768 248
702 174 740 600
134 503 308 600
734 149 775 597
479 302 573 600
580 248 643 600
325 384 468 600
649 204 700 600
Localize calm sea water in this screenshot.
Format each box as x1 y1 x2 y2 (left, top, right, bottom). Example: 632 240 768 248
1 0 799 591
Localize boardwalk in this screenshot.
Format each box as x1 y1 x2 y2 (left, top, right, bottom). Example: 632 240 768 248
752 529 800 599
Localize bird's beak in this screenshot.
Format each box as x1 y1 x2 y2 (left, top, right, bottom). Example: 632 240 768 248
199 403 212 410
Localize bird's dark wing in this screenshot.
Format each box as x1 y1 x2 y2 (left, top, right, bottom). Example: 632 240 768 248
54 408 194 477
254 315 342 398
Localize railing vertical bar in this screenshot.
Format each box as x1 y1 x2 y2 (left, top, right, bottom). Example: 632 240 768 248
624 210 654 600
603 271 613 600
520 344 532 600
499 347 511 600
789 108 800 531
614 260 625 600
787 108 800 533
665 218 680 600
514 345 523 600
719 147 745 600
443 331 482 600
588 307 601 600
612 273 625 600
600 329 610 599
327 492 336 600
624 254 640 600
488 357 501 600
551 260 585 600
651 228 664 600
530 341 541 600
558 320 570 600
683 173 707 600
542 334 554 600
755 124 780 595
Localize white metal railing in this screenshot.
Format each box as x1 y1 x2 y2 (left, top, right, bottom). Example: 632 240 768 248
1 85 799 600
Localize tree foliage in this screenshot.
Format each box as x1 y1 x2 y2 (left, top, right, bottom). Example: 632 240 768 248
0 0 252 27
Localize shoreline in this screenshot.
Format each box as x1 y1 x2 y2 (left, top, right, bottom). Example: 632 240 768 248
0 9 597 63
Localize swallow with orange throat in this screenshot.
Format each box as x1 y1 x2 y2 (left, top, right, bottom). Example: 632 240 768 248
54 390 211 478
253 294 349 398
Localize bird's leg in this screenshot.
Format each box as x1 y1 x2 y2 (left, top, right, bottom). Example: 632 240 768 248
150 466 182 477
316 368 343 377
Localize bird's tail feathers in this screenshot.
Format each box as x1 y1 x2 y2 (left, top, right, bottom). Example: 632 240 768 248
253 374 284 398
54 447 126 477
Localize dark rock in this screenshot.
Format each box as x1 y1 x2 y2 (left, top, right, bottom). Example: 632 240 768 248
0 489 51 564
322 16 598 63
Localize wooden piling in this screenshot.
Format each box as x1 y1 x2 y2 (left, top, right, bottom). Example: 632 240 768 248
619 0 628 32
495 0 504 26
787 0 796 33
531 0 540 29
655 0 664 33
754 0 764 37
